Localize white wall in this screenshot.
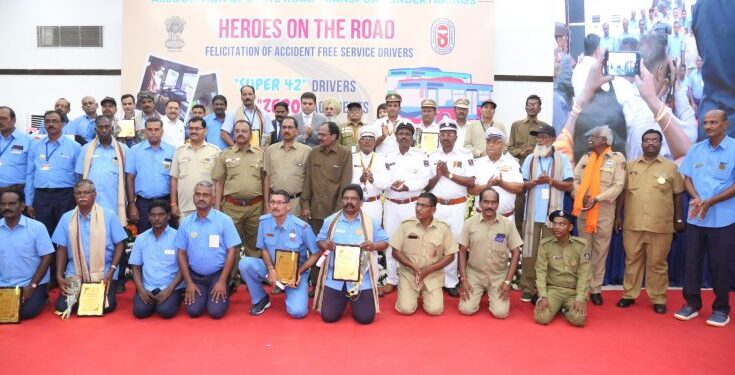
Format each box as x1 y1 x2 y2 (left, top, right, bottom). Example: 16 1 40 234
0 0 561 132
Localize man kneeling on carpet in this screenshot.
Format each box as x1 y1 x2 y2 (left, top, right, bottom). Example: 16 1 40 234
533 210 591 327
458 188 522 318
303 184 388 324
391 192 456 316
175 181 241 319
52 179 128 314
239 190 318 318
130 200 184 319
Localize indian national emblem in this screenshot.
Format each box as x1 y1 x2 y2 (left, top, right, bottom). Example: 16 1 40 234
165 16 186 50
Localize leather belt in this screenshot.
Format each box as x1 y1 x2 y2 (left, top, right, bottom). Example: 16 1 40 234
386 196 419 204
437 196 467 205
136 194 170 202
36 187 73 193
270 190 301 199
363 195 381 203
225 195 263 207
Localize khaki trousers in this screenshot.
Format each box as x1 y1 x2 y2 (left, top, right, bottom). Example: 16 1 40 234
534 286 586 327
621 230 673 304
577 216 614 294
458 269 510 318
223 200 263 283
395 270 444 316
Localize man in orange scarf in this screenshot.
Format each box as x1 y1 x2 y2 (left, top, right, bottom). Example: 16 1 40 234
572 126 626 306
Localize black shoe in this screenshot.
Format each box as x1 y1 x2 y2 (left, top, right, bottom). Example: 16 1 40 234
590 293 603 306
530 294 539 305
228 282 238 296
616 298 635 308
116 281 126 294
308 288 315 298
444 287 459 298
249 296 271 315
653 304 667 314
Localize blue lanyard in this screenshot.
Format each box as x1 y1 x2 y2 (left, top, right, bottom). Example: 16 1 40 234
45 140 61 161
0 135 15 157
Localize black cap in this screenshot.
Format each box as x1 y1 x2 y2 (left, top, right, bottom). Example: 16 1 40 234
549 210 575 223
347 102 362 110
530 124 556 137
396 121 414 135
480 99 497 109
100 96 117 106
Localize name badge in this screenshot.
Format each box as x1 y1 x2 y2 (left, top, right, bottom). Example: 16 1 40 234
164 249 175 256
541 188 550 200
209 235 220 248
11 145 23 154
494 233 506 243
40 163 50 171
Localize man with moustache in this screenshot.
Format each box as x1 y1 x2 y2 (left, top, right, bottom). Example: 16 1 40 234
52 179 128 313
374 93 409 155
572 126 626 306
458 188 522 318
264 116 310 215
339 102 367 152
464 99 507 158
452 98 471 147
64 96 99 141
391 192 455 315
134 91 163 137
0 189 55 320
0 106 32 194
269 101 289 144
161 99 186 148
239 190 318 317
519 124 573 303
25 110 81 235
381 122 432 294
175 181 241 319
118 94 144 146
415 99 440 152
225 85 273 147
425 121 476 297
125 117 176 233
37 98 71 136
302 184 388 324
615 129 684 314
351 127 389 222
203 95 231 150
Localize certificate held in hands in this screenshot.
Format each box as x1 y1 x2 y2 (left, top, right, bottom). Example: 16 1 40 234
77 283 106 317
275 250 298 285
117 119 135 138
0 287 21 324
419 132 439 154
332 245 362 282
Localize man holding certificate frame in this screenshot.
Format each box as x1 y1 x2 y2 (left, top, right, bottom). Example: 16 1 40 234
239 190 318 318
52 179 128 315
304 184 389 324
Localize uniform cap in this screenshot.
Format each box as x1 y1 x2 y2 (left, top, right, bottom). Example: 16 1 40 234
454 98 470 109
100 96 117 106
385 93 402 103
395 121 415 135
484 126 506 141
420 98 437 108
530 124 556 137
549 210 576 223
439 120 458 132
358 126 378 138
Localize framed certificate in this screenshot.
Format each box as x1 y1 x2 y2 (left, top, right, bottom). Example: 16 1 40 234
332 244 363 282
77 283 105 317
0 287 21 324
250 129 261 148
117 119 135 138
275 250 298 285
419 132 439 154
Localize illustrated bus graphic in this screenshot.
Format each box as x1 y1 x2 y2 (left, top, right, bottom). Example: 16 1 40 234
386 67 493 122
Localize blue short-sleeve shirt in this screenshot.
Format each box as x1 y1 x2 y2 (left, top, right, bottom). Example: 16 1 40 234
129 226 184 291
174 208 241 275
0 216 55 286
124 140 175 199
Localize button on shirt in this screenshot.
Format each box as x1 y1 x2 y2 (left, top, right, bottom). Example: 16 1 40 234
351 151 390 199
473 153 524 213
301 145 353 220
257 213 318 266
173 208 241 275
212 145 264 200
52 207 128 279
161 117 186 148
384 148 432 200
125 140 176 199
521 153 574 222
25 136 81 206
623 156 685 233
264 142 310 195
679 136 735 228
170 143 220 213
535 237 591 301
129 226 184 291
203 113 232 150
389 218 456 291
317 212 388 291
75 142 129 213
0 216 55 286
459 214 523 286
429 147 475 199
0 129 32 187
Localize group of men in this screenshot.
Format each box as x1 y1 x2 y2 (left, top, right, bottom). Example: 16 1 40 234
1 82 733 328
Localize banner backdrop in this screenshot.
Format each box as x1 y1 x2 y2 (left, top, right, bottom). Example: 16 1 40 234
122 0 495 123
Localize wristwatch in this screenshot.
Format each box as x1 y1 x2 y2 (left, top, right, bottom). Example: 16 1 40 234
30 282 37 289
503 280 511 285
448 173 454 180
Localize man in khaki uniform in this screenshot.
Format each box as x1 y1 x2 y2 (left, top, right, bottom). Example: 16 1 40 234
572 126 626 306
615 129 685 314
458 188 522 318
213 119 266 260
390 193 456 316
264 116 310 215
170 116 220 218
534 210 591 327
338 102 366 152
464 99 507 158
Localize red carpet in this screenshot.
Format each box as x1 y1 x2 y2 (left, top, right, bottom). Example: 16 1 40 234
1 288 732 374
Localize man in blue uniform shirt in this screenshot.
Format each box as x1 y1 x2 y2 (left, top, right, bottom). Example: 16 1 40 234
175 181 241 319
25 110 81 236
130 200 183 319
52 179 128 314
125 117 176 233
203 95 231 150
303 184 389 324
66 96 99 141
240 190 318 318
0 106 32 193
676 109 735 327
0 190 55 319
